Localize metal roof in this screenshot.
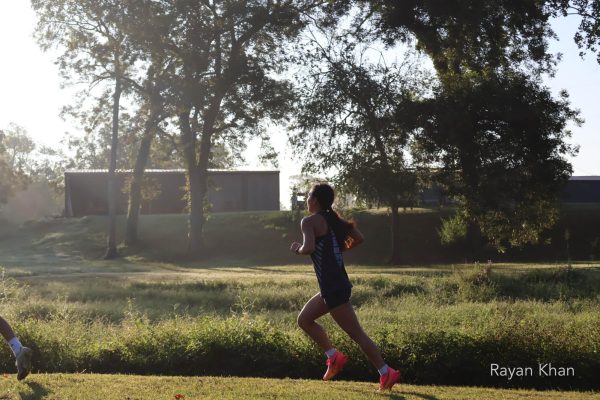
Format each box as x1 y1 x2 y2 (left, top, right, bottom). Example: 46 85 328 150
65 168 279 174
569 176 600 181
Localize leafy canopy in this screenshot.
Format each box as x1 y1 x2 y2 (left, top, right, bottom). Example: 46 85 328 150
417 71 581 250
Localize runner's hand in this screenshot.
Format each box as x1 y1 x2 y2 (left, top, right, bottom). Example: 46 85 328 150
290 242 301 253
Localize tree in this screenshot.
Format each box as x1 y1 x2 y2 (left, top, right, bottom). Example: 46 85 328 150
0 125 65 214
0 124 36 176
417 71 581 252
122 57 172 245
291 33 432 263
355 0 559 75
61 93 137 170
29 145 71 197
0 131 27 206
552 0 600 64
2 123 36 187
336 1 583 254
33 0 140 259
0 124 69 208
130 0 321 257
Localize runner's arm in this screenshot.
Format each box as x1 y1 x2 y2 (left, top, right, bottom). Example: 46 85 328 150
297 217 315 255
344 226 364 251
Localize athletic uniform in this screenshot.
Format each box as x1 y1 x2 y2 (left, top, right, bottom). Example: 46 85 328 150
310 210 352 309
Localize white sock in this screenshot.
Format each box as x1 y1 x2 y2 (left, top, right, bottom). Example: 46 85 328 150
8 337 23 357
325 348 337 359
378 364 389 376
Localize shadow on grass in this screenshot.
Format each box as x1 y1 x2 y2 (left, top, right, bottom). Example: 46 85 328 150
397 392 439 400
492 267 600 301
20 382 50 400
342 387 439 400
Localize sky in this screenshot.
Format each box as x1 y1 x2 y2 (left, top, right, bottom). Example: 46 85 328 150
1 3 599 209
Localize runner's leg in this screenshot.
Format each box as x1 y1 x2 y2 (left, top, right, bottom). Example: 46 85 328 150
297 293 333 351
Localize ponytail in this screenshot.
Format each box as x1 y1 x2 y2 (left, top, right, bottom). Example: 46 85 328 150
311 183 355 250
326 209 355 250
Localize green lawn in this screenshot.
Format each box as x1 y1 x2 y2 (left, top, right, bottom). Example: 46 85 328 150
0 374 597 400
0 214 599 391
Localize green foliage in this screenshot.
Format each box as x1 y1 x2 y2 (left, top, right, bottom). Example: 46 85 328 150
121 174 161 204
0 123 35 175
339 1 584 255
419 71 580 251
59 97 138 170
439 213 468 246
32 0 140 84
0 124 72 202
119 0 323 253
552 0 600 65
359 0 558 75
31 0 140 168
0 126 67 204
0 131 25 205
291 39 432 209
0 267 26 305
291 29 436 262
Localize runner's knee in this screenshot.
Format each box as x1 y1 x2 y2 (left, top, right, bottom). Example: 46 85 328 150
297 313 312 331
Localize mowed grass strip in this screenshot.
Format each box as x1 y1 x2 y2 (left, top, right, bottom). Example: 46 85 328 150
0 374 598 400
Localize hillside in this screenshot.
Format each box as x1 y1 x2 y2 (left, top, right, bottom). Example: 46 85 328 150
2 206 599 265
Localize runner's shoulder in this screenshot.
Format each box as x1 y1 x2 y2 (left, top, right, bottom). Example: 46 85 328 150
301 213 324 226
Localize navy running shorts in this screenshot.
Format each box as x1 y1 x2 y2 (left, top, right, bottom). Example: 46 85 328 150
321 287 351 310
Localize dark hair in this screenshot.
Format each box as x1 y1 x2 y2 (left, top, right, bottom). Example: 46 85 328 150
310 183 355 250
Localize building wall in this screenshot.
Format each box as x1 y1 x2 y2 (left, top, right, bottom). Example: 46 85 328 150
65 170 279 216
562 179 600 203
405 177 600 206
246 173 280 211
209 173 244 212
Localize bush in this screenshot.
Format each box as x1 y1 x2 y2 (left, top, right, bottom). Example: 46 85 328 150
0 308 596 390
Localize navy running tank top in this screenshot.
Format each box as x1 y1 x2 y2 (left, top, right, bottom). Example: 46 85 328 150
310 211 352 295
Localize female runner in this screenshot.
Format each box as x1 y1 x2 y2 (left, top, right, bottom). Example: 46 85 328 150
290 183 400 391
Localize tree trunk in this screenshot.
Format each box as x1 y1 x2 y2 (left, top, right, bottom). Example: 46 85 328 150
466 219 483 262
104 75 122 260
389 203 401 264
179 111 204 256
190 87 228 256
125 62 163 246
180 25 235 257
192 129 213 257
124 127 153 246
187 165 204 256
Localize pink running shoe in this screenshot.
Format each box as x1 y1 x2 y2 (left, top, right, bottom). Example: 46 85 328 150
322 351 349 381
378 367 401 391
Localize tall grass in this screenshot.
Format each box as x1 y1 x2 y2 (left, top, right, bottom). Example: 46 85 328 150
1 264 599 389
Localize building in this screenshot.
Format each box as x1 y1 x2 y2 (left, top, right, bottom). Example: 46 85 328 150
411 176 600 206
64 169 280 217
562 176 600 203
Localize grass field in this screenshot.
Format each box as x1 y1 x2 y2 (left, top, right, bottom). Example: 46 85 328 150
0 212 599 395
3 206 599 266
0 374 598 400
